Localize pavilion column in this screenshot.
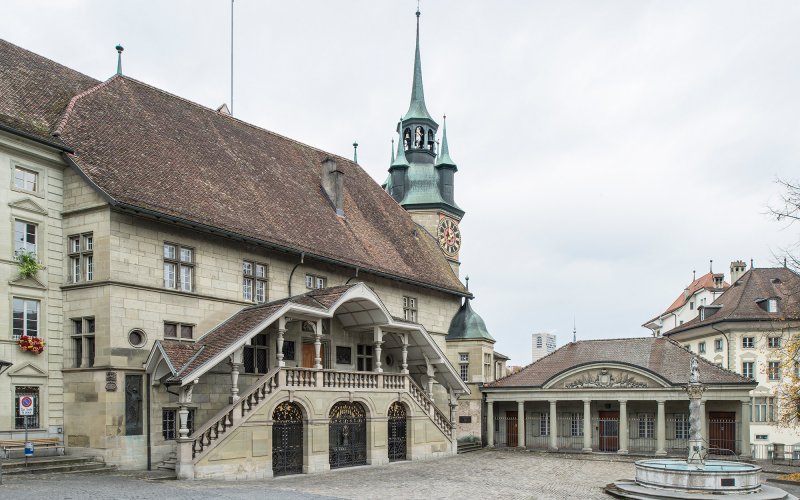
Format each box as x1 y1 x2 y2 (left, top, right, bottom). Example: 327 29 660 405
276 317 286 367
655 400 666 456
740 399 751 458
618 400 629 455
549 400 558 451
175 382 196 480
229 348 243 404
582 399 592 452
486 400 495 447
313 319 323 369
517 400 526 449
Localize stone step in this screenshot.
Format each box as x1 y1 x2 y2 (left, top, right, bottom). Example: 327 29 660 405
1 456 98 469
457 442 482 454
3 459 112 475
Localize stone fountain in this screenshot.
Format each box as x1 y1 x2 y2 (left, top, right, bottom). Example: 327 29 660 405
606 357 796 499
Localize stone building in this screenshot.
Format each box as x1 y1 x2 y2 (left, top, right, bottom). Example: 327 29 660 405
0 8 507 478
482 337 755 457
661 266 800 455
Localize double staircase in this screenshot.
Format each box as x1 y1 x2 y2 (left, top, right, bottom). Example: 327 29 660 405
182 367 455 466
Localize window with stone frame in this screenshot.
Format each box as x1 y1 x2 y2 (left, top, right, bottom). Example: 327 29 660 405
403 296 418 322
244 333 269 374
742 336 755 349
459 353 469 382
14 219 37 256
570 413 583 437
71 317 96 368
752 397 774 422
12 297 39 339
357 344 374 372
742 361 755 380
698 341 706 354
162 408 194 440
714 338 723 352
68 233 94 283
638 413 655 438
305 274 326 290
768 361 781 381
483 353 491 381
768 336 782 349
14 166 38 192
14 386 39 429
243 261 268 303
164 321 193 340
163 243 193 291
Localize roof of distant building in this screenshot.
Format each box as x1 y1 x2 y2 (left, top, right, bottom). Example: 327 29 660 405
0 39 466 296
666 267 800 335
484 337 753 388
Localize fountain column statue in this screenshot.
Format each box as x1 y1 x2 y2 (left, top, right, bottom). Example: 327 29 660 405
685 356 706 465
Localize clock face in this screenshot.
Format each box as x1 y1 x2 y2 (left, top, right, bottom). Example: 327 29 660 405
437 218 461 255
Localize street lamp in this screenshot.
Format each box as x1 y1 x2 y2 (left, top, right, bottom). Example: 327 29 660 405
0 359 11 484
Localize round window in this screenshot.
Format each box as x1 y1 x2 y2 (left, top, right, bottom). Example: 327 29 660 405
384 355 394 367
128 329 146 348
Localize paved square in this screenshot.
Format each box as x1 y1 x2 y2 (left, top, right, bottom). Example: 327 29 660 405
2 450 799 499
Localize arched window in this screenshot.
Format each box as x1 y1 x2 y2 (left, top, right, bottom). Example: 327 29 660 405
403 128 412 150
272 402 303 476
427 129 435 151
414 126 424 148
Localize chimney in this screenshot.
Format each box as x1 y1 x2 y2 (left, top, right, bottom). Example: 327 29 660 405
321 157 345 217
730 260 747 284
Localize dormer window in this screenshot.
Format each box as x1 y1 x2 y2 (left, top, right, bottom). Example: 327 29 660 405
767 298 778 313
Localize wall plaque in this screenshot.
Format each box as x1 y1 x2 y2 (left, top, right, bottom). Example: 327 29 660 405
105 371 118 392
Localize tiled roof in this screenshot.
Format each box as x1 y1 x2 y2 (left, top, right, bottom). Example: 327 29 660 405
0 40 98 146
165 284 356 382
0 39 466 296
484 337 752 388
667 267 800 335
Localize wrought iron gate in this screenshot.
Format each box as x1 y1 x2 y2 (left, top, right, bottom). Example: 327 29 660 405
329 401 367 469
272 402 303 476
388 402 407 461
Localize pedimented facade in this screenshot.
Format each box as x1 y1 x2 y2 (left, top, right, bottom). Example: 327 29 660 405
483 338 755 457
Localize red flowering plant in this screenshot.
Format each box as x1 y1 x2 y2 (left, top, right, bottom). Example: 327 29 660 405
18 335 45 354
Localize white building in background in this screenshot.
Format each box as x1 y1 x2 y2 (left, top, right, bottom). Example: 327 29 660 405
531 333 556 362
642 262 737 336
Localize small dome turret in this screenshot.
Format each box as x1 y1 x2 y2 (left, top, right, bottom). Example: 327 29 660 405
446 299 494 341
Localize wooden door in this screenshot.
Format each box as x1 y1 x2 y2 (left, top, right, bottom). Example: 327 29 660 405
709 411 736 454
506 411 518 447
598 411 619 452
301 343 325 368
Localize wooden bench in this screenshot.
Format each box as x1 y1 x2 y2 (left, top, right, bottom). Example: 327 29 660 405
0 438 64 458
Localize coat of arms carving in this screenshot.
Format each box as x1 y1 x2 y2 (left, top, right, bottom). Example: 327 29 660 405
564 369 648 389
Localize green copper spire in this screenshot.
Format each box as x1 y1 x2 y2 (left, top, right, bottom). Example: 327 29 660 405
435 114 457 170
403 9 435 124
116 44 124 76
352 141 358 163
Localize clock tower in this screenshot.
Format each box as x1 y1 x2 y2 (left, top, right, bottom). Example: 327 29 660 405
384 8 465 276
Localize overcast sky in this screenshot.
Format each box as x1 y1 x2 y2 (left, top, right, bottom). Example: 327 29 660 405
5 1 800 366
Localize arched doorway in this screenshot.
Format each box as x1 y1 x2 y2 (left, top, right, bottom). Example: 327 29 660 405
388 402 407 462
272 401 303 476
329 401 367 469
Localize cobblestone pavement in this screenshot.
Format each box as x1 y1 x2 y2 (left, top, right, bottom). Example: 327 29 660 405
3 449 800 500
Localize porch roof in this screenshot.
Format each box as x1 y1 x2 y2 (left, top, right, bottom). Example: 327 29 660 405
483 337 755 389
145 282 470 394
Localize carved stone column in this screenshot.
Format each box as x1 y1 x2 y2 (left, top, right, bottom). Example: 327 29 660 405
400 335 409 374
229 348 243 404
313 321 322 370
686 383 706 464
276 317 286 368
178 383 194 439
517 400 526 449
374 341 383 373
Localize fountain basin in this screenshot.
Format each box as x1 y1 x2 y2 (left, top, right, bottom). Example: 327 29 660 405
635 459 761 493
